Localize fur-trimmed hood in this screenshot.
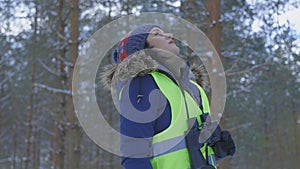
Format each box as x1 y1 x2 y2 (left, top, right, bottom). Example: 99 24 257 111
100 50 209 92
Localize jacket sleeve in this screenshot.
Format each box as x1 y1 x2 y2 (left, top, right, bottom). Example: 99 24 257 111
119 74 171 169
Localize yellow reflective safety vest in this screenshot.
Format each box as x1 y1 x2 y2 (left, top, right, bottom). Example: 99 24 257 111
149 71 217 169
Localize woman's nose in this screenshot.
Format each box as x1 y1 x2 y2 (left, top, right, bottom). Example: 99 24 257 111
164 33 173 39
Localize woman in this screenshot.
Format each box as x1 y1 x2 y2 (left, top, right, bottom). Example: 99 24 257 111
102 24 235 169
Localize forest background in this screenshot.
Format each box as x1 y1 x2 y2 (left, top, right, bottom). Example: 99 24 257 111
0 0 299 169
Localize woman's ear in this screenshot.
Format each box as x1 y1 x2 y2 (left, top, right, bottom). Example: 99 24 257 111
149 43 154 48
145 42 154 48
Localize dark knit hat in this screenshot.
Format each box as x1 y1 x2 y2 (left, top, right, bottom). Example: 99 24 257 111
112 24 160 63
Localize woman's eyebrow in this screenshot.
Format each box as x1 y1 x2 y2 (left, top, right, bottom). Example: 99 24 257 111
150 28 163 33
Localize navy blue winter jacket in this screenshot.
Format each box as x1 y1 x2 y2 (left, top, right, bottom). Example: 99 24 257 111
119 71 201 169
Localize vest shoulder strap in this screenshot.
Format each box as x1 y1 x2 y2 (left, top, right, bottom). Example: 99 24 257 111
190 81 210 114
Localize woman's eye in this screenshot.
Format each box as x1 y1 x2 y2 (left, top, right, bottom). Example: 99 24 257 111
153 32 159 36
151 32 165 37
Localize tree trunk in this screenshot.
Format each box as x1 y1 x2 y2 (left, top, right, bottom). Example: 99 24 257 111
53 0 66 168
66 0 81 169
33 128 41 169
263 105 270 169
108 111 114 168
96 148 100 169
180 0 197 60
0 58 4 153
205 0 222 57
4 0 11 32
291 98 300 167
25 0 39 168
12 124 17 169
205 1 233 168
272 69 284 168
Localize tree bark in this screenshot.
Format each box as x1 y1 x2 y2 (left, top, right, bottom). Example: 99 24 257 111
291 98 300 167
179 0 198 60
205 1 233 168
53 0 66 168
96 148 100 169
12 124 17 169
0 56 4 153
25 0 39 168
205 0 222 57
263 105 270 169
272 68 284 168
4 0 11 31
66 0 81 169
33 128 41 169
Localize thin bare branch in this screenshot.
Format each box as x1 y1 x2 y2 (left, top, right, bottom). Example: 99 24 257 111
55 54 74 68
226 87 251 97
34 83 71 95
226 62 270 76
56 31 68 42
228 122 253 132
0 158 10 164
38 59 60 76
39 126 55 136
0 126 11 139
0 92 11 102
225 42 246 73
0 77 9 86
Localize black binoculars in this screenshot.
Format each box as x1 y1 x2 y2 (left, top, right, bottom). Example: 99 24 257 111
185 114 236 169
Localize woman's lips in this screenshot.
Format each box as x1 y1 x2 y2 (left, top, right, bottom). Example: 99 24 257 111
169 40 175 44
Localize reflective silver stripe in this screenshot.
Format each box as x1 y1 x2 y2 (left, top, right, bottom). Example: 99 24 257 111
153 135 187 157
208 155 212 165
209 154 217 166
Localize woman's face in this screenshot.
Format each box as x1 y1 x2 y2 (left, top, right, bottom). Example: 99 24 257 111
147 27 179 55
